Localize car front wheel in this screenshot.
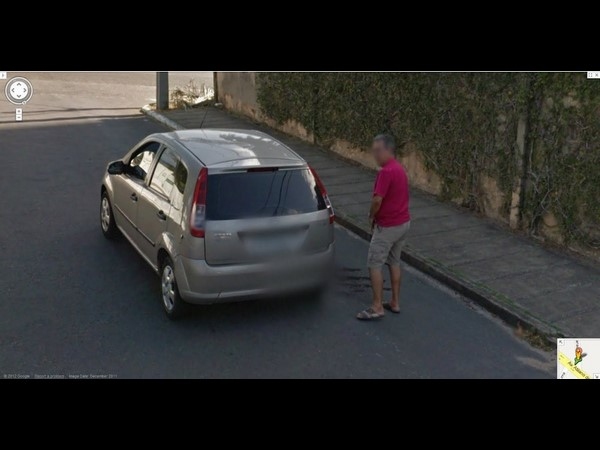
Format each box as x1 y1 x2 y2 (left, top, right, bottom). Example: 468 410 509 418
161 257 187 319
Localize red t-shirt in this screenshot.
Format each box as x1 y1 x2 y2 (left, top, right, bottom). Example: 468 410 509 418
373 159 410 227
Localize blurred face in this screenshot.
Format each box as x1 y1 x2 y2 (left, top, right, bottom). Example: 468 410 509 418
372 140 393 167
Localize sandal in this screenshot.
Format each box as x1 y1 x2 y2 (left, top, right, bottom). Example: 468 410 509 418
356 307 384 321
383 303 400 314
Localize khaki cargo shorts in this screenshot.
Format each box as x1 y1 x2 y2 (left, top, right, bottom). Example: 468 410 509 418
367 221 411 269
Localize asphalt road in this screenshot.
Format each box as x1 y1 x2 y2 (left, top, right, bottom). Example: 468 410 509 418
0 73 553 378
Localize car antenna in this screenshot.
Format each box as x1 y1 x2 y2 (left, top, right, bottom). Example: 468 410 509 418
198 106 210 129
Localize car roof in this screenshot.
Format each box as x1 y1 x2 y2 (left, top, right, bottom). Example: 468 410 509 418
156 129 306 168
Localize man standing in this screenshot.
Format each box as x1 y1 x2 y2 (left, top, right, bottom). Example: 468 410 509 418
357 134 411 320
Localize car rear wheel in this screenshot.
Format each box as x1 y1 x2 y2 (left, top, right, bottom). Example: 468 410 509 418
100 191 119 239
161 257 187 320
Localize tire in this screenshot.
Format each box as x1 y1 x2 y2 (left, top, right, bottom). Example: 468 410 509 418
160 256 188 320
100 191 119 239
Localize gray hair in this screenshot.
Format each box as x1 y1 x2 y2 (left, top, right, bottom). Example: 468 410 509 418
373 134 396 154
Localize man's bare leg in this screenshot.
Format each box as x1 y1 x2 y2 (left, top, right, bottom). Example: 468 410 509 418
388 264 402 311
369 267 385 314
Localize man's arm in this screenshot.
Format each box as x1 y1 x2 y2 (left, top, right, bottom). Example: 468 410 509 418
370 169 391 230
369 195 383 230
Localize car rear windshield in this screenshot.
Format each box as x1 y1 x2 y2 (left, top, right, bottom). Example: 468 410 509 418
206 168 326 220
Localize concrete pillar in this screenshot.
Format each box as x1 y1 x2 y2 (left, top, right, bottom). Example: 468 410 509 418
510 75 533 230
213 72 219 103
510 115 528 229
157 72 169 111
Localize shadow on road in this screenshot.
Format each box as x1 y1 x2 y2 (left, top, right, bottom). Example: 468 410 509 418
0 113 143 124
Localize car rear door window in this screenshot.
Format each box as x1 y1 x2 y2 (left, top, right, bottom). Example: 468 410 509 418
149 147 178 199
207 168 325 220
170 160 188 210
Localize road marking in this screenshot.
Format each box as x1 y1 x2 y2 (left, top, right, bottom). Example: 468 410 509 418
558 352 591 379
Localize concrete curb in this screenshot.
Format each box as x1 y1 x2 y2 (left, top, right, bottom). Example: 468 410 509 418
141 105 185 130
142 107 560 346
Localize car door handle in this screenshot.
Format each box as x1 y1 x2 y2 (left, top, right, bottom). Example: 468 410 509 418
130 193 138 202
156 210 167 221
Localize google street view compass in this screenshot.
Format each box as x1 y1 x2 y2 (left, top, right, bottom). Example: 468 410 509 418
5 76 33 105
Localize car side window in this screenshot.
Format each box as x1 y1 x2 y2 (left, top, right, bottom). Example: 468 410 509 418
170 160 188 210
128 141 160 181
149 147 178 199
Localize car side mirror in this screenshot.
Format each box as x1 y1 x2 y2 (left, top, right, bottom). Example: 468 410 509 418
107 160 126 175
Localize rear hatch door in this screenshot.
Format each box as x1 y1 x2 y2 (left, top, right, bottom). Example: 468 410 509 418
204 167 331 265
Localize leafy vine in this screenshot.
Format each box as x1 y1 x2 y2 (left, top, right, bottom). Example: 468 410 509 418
256 72 600 248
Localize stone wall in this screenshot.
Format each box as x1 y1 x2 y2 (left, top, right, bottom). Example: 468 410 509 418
215 72 259 120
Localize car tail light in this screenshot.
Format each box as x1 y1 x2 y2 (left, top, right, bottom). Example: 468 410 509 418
309 166 335 224
190 167 208 237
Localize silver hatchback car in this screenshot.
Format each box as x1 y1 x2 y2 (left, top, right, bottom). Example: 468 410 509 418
100 129 335 318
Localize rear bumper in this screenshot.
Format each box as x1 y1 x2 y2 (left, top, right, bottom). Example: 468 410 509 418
176 243 335 304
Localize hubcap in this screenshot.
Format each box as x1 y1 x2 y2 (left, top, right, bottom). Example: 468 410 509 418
101 197 111 232
162 265 176 312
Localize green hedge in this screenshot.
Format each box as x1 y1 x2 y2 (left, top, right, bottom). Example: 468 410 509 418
256 73 600 248
526 74 600 246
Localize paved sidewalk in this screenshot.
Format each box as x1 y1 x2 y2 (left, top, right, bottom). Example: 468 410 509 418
145 106 600 340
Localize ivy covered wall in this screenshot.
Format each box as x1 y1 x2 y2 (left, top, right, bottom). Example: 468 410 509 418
253 73 600 252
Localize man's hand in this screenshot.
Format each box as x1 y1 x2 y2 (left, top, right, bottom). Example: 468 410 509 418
369 196 383 232
369 215 375 231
